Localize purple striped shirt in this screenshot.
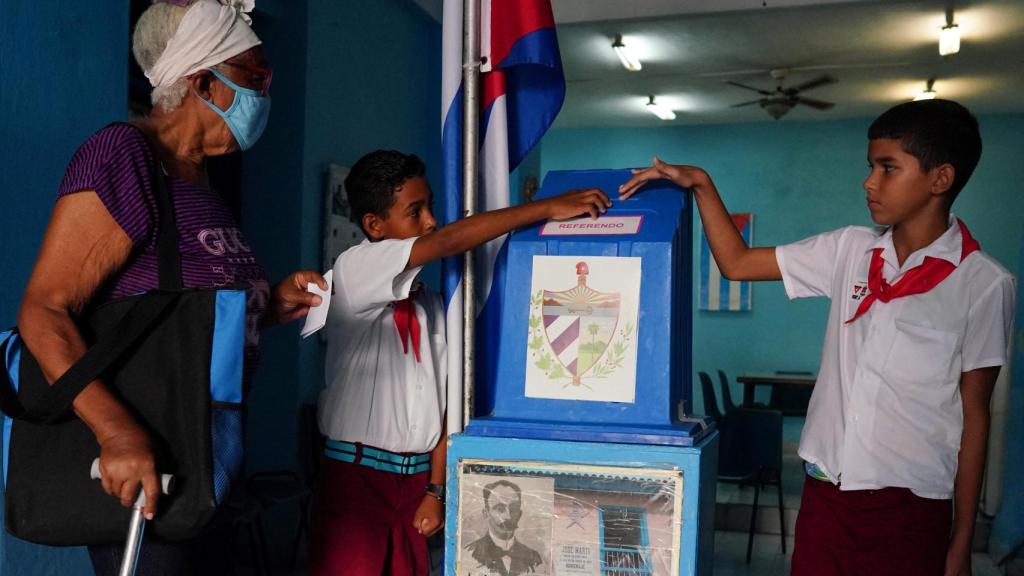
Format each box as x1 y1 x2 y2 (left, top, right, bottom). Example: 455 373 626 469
58 123 269 389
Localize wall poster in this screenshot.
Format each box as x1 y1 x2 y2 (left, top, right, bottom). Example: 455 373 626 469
455 459 683 576
524 256 642 403
322 162 363 272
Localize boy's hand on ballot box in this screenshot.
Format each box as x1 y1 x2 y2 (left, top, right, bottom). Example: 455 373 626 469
543 187 612 220
619 156 711 200
413 494 445 537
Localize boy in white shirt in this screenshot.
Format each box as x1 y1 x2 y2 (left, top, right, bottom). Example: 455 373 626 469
310 150 611 575
619 100 1016 576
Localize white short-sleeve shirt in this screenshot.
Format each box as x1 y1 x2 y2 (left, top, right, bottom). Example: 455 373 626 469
776 215 1016 499
319 238 447 454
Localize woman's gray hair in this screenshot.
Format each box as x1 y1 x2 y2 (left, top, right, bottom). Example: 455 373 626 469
132 1 197 113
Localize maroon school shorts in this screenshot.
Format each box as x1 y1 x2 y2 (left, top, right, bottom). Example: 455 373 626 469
308 458 430 575
791 475 952 576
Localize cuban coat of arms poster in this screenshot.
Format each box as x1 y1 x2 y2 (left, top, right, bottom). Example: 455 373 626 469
524 255 642 403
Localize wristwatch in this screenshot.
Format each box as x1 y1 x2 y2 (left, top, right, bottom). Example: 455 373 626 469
425 483 446 503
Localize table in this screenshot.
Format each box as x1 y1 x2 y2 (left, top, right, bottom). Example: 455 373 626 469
736 372 816 409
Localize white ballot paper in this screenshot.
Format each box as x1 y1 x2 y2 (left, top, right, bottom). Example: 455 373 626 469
300 270 333 339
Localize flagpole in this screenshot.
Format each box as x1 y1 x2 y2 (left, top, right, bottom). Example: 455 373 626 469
461 0 480 429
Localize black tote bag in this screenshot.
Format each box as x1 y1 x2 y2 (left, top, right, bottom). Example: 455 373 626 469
0 143 247 546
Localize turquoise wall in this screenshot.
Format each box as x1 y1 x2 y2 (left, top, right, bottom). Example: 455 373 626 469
991 240 1024 562
242 0 442 558
238 1 311 476
243 0 442 473
0 2 127 573
539 115 1024 412
241 0 441 559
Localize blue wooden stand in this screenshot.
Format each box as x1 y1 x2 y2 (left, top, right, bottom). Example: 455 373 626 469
445 433 718 576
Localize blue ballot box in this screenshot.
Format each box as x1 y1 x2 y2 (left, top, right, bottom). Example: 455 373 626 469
465 169 706 446
447 169 716 576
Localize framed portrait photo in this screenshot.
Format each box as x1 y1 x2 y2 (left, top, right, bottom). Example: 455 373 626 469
455 459 684 576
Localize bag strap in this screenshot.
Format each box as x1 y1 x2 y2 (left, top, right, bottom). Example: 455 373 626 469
0 293 180 424
107 121 182 290
152 150 182 291
0 334 19 418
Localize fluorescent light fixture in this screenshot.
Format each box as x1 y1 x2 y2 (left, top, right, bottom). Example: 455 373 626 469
646 95 676 120
612 34 642 72
939 23 960 55
914 78 937 101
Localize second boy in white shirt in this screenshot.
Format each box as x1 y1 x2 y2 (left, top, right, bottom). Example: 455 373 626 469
309 150 611 576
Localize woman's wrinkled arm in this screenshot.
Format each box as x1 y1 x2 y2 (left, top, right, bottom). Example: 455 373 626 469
17 192 163 518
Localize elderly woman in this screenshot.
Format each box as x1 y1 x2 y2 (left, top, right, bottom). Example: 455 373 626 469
16 0 323 572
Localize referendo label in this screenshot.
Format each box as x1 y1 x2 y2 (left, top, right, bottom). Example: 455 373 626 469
540 215 643 236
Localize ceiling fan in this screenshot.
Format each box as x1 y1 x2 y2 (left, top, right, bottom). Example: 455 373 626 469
727 68 837 120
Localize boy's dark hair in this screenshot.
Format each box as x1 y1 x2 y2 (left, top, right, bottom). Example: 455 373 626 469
867 99 982 203
345 150 427 235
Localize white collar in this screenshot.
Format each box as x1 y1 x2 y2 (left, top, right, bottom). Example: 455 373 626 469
868 214 964 272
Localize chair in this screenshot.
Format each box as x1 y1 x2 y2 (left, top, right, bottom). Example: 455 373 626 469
716 369 738 412
698 371 724 421
719 370 766 411
717 407 786 563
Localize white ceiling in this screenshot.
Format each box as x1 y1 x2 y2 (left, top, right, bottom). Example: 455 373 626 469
550 0 1024 127
551 0 883 23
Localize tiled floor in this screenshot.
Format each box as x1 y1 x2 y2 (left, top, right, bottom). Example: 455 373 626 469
712 530 1005 576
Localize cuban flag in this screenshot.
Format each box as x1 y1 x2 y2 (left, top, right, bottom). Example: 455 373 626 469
699 213 753 311
441 0 564 430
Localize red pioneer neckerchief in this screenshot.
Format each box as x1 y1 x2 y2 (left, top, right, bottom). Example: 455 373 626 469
392 287 422 362
845 219 979 324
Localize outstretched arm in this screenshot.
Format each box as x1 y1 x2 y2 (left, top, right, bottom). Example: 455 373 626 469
619 157 781 281
407 188 611 270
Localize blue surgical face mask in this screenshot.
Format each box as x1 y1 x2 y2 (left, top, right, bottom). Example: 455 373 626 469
199 68 271 151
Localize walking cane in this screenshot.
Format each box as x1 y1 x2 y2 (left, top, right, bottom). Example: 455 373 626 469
90 458 175 576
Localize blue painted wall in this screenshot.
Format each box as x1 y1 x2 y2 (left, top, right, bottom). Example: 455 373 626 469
0 2 127 573
539 115 1024 413
279 0 443 417
243 0 442 474
301 0 442 402
239 1 311 475
991 239 1024 562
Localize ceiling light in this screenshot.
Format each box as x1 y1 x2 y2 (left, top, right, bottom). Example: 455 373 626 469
939 24 960 55
914 78 937 101
612 35 642 72
761 99 793 120
939 8 960 56
646 96 675 120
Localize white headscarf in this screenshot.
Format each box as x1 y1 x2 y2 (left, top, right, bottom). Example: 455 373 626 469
145 0 261 88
